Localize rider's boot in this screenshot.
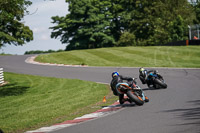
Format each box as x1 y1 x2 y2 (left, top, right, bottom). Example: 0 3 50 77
119 98 132 104
126 98 132 103
119 94 125 104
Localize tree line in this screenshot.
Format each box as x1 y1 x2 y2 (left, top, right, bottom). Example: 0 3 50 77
24 49 64 54
1 0 200 51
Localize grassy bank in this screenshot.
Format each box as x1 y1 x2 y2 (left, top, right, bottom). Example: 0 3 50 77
35 46 200 68
0 73 116 133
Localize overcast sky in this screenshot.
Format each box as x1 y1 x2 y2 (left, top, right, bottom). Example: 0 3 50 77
1 0 69 55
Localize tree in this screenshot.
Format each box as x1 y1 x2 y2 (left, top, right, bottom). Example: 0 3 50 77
51 0 197 50
168 15 187 41
193 1 200 24
129 0 195 45
51 0 115 51
117 31 136 46
0 0 33 48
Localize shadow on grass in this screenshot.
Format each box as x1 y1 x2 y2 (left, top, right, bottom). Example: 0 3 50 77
0 83 29 97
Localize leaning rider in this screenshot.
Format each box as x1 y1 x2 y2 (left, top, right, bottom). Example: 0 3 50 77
110 72 134 104
139 67 157 85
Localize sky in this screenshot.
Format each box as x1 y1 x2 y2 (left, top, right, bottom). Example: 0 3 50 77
0 0 69 55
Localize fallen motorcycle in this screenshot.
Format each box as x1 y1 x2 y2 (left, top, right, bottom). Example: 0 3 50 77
116 79 149 106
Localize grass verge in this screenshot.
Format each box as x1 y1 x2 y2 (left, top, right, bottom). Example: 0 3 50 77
35 46 200 68
0 72 117 133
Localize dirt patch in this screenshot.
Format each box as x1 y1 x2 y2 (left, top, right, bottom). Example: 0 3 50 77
0 81 9 87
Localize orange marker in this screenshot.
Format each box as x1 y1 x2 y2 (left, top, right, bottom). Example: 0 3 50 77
103 96 106 103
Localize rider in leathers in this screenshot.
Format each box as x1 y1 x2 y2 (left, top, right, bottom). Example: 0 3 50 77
110 72 134 104
139 67 157 87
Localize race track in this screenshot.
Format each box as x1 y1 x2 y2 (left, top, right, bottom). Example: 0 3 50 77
0 55 200 133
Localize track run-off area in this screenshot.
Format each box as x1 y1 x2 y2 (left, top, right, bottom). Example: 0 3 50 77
0 55 200 133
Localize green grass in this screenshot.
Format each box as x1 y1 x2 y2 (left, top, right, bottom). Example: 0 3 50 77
0 53 11 56
35 46 200 68
0 72 117 133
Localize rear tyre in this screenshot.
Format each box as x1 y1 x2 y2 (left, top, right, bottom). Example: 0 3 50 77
154 78 167 89
127 90 144 106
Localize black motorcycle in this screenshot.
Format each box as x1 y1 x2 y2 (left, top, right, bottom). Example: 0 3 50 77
146 71 167 89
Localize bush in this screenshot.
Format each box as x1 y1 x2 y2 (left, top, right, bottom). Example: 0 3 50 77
117 32 136 46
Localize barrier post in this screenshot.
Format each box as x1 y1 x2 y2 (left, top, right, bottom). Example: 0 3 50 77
186 40 189 46
0 68 4 84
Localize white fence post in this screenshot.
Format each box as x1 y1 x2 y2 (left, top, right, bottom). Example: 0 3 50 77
0 68 4 84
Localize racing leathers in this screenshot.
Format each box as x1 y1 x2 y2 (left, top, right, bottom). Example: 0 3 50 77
110 75 134 104
139 69 157 86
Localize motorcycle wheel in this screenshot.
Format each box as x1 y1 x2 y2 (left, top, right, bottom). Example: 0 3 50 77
154 78 167 89
127 90 144 106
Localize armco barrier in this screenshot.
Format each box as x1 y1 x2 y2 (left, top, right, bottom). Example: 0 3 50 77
163 40 200 46
164 40 186 46
0 68 4 84
188 40 200 45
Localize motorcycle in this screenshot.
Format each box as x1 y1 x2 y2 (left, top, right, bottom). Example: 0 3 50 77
146 71 167 89
116 78 149 106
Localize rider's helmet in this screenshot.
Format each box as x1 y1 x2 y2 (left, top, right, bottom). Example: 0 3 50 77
139 67 145 73
112 72 119 78
139 67 145 76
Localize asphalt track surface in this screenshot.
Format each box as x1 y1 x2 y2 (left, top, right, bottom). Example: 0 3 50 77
1 55 200 133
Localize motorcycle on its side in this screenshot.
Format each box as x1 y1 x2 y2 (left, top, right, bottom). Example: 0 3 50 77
146 71 167 89
116 78 149 106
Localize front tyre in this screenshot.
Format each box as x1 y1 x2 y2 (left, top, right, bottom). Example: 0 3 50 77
127 90 144 106
154 78 167 89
